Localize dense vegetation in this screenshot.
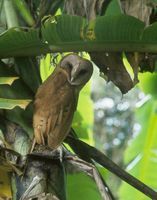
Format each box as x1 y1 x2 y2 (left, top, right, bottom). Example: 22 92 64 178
0 0 157 200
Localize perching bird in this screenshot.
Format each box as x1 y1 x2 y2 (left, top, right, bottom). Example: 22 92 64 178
33 54 93 149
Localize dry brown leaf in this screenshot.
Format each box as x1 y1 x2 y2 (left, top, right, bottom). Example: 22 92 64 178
90 52 137 93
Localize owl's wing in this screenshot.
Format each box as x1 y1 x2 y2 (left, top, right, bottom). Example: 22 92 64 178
33 68 77 148
47 90 76 148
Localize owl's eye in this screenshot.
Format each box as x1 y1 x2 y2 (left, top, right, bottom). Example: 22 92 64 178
67 62 73 71
78 69 87 76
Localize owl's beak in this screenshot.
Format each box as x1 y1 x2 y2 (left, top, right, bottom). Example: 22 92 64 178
70 64 79 83
70 76 74 82
67 76 75 84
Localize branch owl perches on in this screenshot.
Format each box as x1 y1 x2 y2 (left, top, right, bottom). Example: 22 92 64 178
33 54 93 149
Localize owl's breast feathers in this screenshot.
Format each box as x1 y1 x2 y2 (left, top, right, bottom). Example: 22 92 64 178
33 67 78 149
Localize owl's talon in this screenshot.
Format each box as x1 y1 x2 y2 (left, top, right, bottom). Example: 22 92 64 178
57 146 63 162
29 138 36 153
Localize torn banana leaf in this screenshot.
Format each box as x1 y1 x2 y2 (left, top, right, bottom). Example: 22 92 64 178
0 77 19 85
0 98 31 110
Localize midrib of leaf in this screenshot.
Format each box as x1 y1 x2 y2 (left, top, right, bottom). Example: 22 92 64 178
2 14 157 58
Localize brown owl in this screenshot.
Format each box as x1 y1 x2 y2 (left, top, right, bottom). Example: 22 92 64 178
33 54 93 149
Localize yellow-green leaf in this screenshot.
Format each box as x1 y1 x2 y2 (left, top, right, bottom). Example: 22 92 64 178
0 77 19 85
0 98 32 110
40 54 54 82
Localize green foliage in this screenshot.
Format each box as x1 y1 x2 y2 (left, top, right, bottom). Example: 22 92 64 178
119 101 157 199
40 54 54 82
104 0 122 16
0 28 49 58
0 98 31 110
0 60 34 136
67 173 101 200
0 77 19 85
14 57 41 93
2 14 157 58
1 0 157 199
119 74 157 199
73 81 94 143
3 0 19 28
13 0 35 26
42 15 86 43
138 72 157 98
94 15 144 42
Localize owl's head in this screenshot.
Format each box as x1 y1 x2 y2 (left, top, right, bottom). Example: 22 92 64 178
60 54 93 86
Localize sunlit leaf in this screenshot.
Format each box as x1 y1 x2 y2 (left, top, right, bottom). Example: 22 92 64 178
138 72 157 98
0 169 12 198
40 54 55 82
0 98 32 110
0 61 33 136
0 77 19 85
0 128 12 198
73 81 94 144
119 99 157 199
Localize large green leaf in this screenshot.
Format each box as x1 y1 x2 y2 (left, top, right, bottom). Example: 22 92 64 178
0 61 33 99
13 0 35 26
93 15 144 42
119 99 157 199
39 54 56 82
104 0 122 16
0 77 19 85
14 57 41 93
67 173 101 200
42 14 86 43
73 81 94 143
119 72 157 199
0 61 33 136
0 98 31 110
138 72 157 99
0 28 49 58
142 22 157 43
2 14 157 58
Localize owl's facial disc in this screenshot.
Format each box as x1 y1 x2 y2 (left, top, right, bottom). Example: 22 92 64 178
60 54 93 86
70 65 88 83
70 61 93 86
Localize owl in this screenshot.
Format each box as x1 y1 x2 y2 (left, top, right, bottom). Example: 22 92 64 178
33 54 93 149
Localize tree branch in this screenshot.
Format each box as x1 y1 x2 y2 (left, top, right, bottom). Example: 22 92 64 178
65 152 112 200
65 135 157 199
